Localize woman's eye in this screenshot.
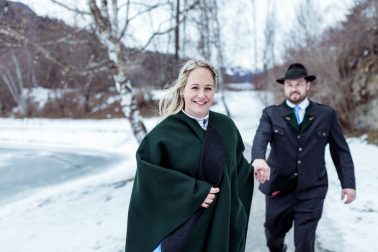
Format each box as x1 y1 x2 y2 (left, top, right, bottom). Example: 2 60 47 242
192 86 199 90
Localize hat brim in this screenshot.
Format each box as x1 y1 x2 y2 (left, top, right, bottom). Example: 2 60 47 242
276 75 316 84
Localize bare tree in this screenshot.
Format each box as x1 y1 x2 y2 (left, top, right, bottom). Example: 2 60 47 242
250 0 258 72
174 0 180 64
87 0 148 143
211 0 230 116
49 0 217 143
2 0 233 133
196 0 211 59
175 0 230 115
252 0 277 105
285 0 322 50
262 0 276 74
0 23 70 74
0 51 32 115
0 54 26 115
50 0 173 142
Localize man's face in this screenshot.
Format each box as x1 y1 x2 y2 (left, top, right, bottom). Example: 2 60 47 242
284 77 311 104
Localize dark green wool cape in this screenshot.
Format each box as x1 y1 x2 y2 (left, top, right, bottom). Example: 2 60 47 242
126 111 254 252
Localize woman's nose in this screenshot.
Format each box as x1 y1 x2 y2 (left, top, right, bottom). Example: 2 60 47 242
197 90 205 98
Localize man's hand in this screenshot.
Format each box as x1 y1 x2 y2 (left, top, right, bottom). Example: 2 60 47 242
201 187 220 208
252 159 271 183
341 188 356 204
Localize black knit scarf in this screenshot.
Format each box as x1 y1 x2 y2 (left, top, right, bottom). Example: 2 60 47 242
161 123 225 252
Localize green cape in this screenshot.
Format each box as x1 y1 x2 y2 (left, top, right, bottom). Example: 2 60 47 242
126 111 253 252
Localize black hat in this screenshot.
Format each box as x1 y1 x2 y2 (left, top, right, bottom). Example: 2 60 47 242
276 63 316 84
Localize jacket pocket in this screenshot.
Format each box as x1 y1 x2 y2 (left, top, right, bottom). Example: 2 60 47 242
317 129 328 138
273 126 285 136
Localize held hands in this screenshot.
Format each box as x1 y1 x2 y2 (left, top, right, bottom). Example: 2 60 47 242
201 187 220 208
252 159 271 183
341 188 356 204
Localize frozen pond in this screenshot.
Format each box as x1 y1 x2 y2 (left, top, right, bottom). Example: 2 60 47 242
0 146 120 204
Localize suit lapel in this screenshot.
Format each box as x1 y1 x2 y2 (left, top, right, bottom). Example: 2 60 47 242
301 101 315 132
281 102 299 132
281 100 316 132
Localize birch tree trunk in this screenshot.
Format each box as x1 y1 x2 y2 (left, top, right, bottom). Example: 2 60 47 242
88 0 147 143
212 0 230 116
0 56 27 115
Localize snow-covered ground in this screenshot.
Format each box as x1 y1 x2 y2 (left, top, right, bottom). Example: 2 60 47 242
0 91 377 252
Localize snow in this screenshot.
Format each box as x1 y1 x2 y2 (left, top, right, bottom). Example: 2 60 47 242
317 137 378 252
0 90 377 252
23 87 51 108
0 118 138 252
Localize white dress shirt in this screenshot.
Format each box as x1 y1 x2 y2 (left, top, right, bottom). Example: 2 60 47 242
182 110 209 130
286 98 309 124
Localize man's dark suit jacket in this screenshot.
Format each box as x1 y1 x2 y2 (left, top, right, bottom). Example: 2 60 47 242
252 100 356 199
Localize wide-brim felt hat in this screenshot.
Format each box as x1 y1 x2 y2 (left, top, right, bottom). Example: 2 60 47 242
276 63 316 84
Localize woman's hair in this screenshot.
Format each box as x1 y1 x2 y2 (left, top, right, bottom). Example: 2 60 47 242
159 58 217 118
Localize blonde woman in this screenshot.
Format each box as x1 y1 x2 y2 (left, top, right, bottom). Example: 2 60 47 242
126 59 254 252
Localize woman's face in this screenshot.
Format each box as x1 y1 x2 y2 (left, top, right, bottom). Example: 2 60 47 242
181 67 215 118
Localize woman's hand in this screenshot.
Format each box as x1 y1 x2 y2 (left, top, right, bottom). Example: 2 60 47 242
201 187 220 208
252 159 271 183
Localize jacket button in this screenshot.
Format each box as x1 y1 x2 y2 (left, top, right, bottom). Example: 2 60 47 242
322 132 326 136
297 135 301 139
294 172 298 176
297 160 302 164
298 147 303 151
274 129 278 133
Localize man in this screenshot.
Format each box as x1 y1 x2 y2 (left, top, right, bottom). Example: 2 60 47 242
251 63 356 252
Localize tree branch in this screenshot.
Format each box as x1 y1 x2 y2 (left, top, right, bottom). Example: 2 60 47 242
50 0 90 16
131 26 175 54
0 22 110 77
119 2 165 39
0 23 70 74
88 0 112 35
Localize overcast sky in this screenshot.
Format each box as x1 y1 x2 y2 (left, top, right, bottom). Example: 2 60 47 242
17 0 354 70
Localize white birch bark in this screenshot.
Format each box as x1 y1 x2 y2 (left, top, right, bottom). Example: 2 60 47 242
88 0 147 143
0 55 27 115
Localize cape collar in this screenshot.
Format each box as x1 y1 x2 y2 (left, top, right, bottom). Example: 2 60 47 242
176 111 215 141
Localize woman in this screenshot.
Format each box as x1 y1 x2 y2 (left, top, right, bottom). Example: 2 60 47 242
126 59 254 252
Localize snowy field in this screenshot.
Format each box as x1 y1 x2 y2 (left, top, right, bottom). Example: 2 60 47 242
0 90 377 252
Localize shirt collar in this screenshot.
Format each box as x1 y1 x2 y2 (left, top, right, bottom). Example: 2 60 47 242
286 97 309 110
182 110 209 129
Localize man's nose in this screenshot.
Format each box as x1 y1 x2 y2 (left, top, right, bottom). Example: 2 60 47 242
292 85 300 91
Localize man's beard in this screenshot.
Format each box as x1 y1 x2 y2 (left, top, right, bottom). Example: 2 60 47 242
288 92 305 104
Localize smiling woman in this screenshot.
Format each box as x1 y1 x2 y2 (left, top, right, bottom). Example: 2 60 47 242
126 59 254 252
